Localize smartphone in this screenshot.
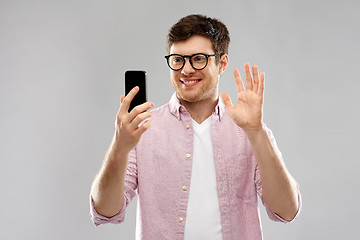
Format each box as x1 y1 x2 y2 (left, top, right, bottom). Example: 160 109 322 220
125 70 147 112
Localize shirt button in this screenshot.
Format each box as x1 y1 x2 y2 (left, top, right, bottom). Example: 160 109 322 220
182 185 188 191
186 153 191 159
186 123 190 129
179 217 183 222
180 107 185 112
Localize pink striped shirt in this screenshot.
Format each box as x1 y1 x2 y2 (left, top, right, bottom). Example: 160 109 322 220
90 93 301 239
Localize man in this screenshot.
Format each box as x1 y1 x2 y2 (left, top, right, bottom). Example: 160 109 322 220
90 14 301 239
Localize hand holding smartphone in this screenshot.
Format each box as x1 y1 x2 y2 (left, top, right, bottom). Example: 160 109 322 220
125 70 147 112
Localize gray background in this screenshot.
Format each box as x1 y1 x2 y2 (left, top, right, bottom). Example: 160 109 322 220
1 0 359 239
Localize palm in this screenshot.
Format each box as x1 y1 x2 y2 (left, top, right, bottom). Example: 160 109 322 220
221 63 264 131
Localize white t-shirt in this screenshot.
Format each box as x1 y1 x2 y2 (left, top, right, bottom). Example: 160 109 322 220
184 117 223 240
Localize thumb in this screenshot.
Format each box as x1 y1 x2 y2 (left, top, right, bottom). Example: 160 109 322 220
221 92 233 109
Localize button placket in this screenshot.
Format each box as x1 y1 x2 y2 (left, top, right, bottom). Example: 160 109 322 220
177 109 192 232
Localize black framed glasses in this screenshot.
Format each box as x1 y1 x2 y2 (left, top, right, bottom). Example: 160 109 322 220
164 53 221 71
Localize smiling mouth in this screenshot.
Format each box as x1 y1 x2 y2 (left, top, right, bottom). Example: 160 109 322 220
180 79 201 86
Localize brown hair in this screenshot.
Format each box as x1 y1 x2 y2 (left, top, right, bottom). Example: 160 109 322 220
166 14 230 59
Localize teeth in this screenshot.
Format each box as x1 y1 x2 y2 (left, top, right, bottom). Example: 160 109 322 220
183 80 198 85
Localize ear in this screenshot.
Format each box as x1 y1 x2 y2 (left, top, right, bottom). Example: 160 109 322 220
218 54 229 75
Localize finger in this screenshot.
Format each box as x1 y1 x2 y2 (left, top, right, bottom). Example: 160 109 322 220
120 86 139 115
128 111 152 131
117 95 126 116
233 68 245 93
134 119 151 136
252 65 260 93
115 95 127 128
259 72 265 97
126 101 154 124
244 62 253 91
221 92 234 109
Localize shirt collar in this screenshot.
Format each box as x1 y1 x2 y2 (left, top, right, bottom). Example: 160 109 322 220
168 92 226 121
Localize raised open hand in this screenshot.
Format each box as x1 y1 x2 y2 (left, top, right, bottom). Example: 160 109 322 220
221 63 264 131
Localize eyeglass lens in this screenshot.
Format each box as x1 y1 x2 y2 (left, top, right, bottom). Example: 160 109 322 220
168 54 208 70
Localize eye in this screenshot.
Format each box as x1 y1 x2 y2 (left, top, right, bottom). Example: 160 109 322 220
193 55 206 62
172 56 183 64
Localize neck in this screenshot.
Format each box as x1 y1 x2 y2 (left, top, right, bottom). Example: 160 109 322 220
180 96 218 124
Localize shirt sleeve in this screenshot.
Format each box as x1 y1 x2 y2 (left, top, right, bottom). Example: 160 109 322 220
254 126 302 223
89 195 126 226
89 148 138 226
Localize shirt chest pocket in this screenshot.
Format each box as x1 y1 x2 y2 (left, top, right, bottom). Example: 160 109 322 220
227 154 256 200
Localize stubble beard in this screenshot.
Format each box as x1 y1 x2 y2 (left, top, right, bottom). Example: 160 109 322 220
175 84 218 105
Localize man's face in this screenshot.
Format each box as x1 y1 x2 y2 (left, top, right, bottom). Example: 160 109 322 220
169 35 227 105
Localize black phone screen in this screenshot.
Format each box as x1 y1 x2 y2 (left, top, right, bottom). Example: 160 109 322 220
125 70 147 112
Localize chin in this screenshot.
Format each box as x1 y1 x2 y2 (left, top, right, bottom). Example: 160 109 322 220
176 92 196 102
177 92 208 104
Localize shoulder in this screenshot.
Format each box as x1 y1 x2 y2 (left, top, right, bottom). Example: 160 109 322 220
143 101 180 130
150 103 170 115
149 103 172 123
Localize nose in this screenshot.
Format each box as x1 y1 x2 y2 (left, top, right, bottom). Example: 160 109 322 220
181 58 196 75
